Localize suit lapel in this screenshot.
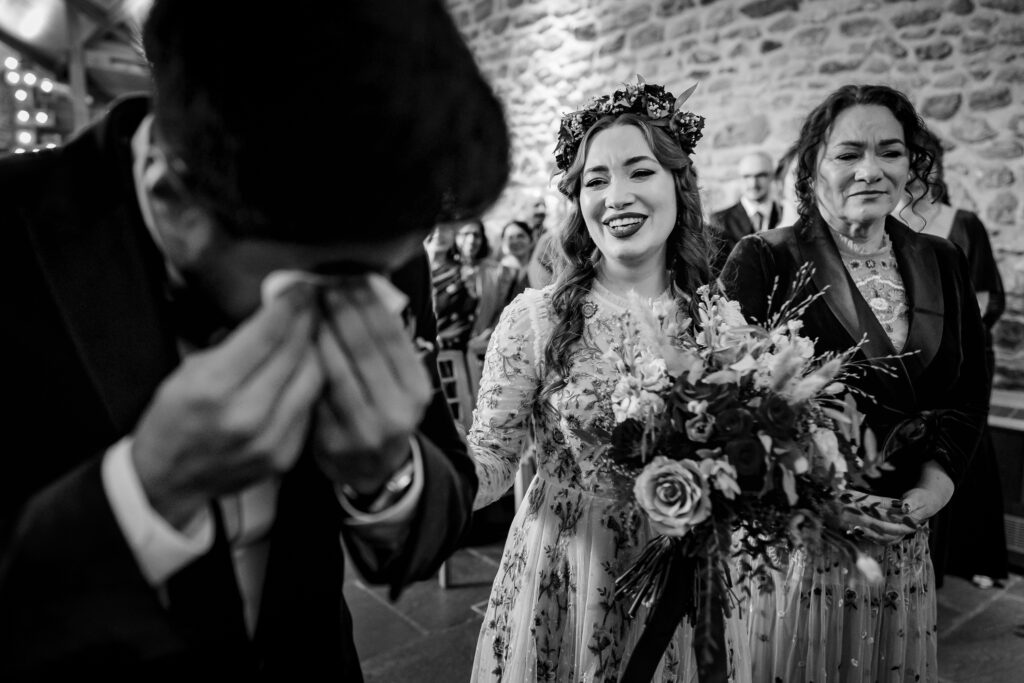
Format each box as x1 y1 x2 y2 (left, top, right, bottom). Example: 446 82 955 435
887 216 943 376
796 218 890 356
728 203 754 240
26 98 179 434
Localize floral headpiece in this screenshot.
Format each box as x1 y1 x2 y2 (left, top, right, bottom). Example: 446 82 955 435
553 75 705 172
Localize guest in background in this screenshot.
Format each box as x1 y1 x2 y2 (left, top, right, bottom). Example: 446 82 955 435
498 219 533 296
526 194 560 289
722 84 988 683
711 150 782 272
426 221 479 352
456 218 520 363
893 127 1008 591
0 0 509 677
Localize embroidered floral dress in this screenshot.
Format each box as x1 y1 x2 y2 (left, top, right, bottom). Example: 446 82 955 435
467 283 751 683
740 226 938 683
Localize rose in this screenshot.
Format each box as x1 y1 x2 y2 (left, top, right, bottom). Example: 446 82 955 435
757 394 797 438
724 436 768 492
685 413 714 443
715 407 754 440
633 456 711 537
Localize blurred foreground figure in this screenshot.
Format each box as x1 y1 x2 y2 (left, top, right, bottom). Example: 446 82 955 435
0 0 509 678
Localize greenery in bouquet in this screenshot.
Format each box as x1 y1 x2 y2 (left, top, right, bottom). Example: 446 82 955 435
602 264 900 647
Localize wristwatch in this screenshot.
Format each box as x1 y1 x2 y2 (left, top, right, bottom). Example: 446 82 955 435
341 457 416 514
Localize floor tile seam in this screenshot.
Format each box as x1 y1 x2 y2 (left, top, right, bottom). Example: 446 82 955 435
937 582 1017 640
350 578 431 637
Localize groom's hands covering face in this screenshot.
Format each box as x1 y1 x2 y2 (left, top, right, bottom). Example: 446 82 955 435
131 271 432 530
310 278 433 497
132 283 325 530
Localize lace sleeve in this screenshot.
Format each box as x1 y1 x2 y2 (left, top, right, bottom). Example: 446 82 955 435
467 288 547 509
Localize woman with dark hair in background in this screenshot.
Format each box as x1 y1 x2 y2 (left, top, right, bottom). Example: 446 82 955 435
893 127 1008 591
498 219 534 297
425 220 479 352
466 79 750 682
722 84 988 683
456 218 520 362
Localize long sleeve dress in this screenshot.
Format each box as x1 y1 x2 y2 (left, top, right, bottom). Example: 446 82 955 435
467 282 751 683
721 215 989 683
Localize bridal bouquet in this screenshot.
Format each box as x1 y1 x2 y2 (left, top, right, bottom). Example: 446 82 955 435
605 264 894 682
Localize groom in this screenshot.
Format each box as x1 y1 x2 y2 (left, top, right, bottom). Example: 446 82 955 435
0 0 509 678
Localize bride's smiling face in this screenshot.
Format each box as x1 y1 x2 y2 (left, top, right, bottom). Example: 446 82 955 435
579 124 677 271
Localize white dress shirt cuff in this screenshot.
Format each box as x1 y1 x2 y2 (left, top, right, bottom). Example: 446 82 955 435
337 437 424 527
101 436 214 585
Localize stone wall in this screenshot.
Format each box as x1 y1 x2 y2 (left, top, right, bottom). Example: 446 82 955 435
448 0 1024 390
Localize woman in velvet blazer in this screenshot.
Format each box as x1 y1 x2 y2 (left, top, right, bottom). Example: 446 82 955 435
721 85 988 683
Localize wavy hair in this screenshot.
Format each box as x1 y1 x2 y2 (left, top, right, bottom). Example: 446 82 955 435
454 218 491 263
542 113 714 399
792 84 937 229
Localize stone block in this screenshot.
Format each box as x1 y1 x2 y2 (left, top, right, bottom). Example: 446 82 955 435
915 41 954 60
840 17 885 37
631 25 665 50
921 92 962 120
871 35 908 58
473 0 494 23
892 7 942 28
978 140 1024 159
969 86 1012 110
600 33 627 55
794 26 830 47
978 0 1024 13
996 65 1024 83
615 5 653 30
977 165 1016 189
1011 113 1024 137
987 191 1020 226
768 14 797 32
712 114 770 147
706 6 736 29
739 0 799 19
820 57 863 73
657 0 697 17
949 0 975 14
997 26 1024 45
963 35 995 54
933 72 968 88
952 116 998 143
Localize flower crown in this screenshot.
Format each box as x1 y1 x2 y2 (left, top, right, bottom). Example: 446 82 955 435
553 75 706 172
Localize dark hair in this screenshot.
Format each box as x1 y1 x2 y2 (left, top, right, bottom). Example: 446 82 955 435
454 218 491 262
501 220 532 242
142 0 509 244
774 143 798 184
792 84 936 226
544 112 713 397
917 126 950 205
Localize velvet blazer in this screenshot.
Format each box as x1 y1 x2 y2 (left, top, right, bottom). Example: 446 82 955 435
720 214 989 498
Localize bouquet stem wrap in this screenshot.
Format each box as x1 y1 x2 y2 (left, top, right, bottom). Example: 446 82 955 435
618 544 727 683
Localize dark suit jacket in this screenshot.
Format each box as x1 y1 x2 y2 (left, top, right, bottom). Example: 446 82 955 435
720 215 988 498
710 201 781 274
0 96 476 680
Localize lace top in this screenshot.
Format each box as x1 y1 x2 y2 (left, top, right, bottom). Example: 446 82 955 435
831 229 909 352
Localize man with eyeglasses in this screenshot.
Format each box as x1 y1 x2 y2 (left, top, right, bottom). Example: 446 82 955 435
0 0 509 678
710 150 782 274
